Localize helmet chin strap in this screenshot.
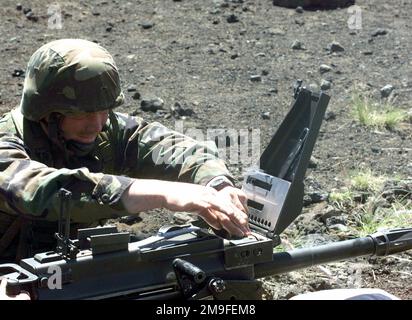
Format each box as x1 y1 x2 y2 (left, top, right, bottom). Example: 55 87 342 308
64 139 96 157
43 113 96 159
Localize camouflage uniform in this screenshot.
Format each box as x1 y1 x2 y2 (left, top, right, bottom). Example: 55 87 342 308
0 39 232 261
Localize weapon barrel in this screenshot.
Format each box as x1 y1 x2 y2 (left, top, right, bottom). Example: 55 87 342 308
255 227 412 278
255 236 376 278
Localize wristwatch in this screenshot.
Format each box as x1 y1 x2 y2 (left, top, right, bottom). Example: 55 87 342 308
206 176 234 191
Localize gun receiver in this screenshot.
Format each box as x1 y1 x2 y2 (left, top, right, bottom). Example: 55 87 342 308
1 82 410 300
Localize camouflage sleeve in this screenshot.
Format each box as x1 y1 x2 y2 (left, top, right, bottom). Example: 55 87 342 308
114 113 234 185
0 132 133 223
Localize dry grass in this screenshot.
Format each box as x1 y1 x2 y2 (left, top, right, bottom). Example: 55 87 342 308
352 93 407 130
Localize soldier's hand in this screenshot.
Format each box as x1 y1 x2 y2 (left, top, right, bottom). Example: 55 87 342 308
0 278 30 300
216 186 249 216
163 183 250 238
122 180 250 238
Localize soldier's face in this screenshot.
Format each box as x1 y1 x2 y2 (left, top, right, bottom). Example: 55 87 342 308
59 110 109 143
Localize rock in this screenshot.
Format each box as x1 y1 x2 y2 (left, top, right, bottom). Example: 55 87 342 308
267 28 285 36
309 279 333 291
127 85 137 92
269 87 278 94
371 147 381 153
226 14 239 23
311 192 328 203
261 70 269 76
380 84 394 98
401 78 412 88
325 215 347 227
371 28 388 37
23 7 31 14
362 51 373 55
329 41 345 53
16 4 22 10
170 102 194 118
303 195 313 206
140 21 154 29
309 83 319 92
382 179 412 199
250 75 262 82
119 215 142 225
291 40 304 50
328 223 349 232
320 79 332 90
295 6 304 13
324 111 336 121
106 25 113 32
141 98 164 112
132 92 141 100
173 212 197 225
91 10 100 16
308 156 319 169
209 8 221 15
319 64 332 74
12 69 25 77
155 109 168 118
294 19 304 26
230 53 239 59
304 192 328 206
207 45 218 54
25 11 38 22
261 112 270 120
319 206 342 224
299 233 333 246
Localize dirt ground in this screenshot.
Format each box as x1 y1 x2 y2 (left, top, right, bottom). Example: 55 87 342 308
0 0 411 299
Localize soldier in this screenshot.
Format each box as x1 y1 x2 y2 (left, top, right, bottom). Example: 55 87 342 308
0 39 250 262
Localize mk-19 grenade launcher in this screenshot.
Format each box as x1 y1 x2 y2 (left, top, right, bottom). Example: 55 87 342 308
1 81 411 300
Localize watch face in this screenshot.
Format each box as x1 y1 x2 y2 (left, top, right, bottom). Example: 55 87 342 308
209 177 232 190
211 178 225 186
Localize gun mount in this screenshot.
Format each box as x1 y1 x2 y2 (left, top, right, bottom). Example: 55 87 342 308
1 81 411 300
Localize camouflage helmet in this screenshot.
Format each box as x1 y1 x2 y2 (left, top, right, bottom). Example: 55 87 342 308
20 39 124 121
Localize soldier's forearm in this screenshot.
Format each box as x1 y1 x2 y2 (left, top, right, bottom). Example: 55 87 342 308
120 179 168 213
